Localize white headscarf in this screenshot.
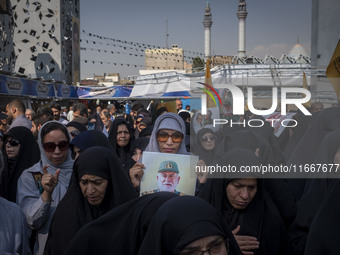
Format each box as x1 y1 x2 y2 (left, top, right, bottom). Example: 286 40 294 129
38 121 74 185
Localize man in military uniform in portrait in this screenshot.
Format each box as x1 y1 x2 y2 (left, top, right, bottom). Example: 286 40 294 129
142 160 185 196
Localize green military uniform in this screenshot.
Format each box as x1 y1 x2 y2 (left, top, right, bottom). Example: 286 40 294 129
142 160 186 196
141 189 186 196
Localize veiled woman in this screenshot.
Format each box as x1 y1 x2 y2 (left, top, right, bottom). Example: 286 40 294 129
0 126 40 202
192 128 218 165
130 112 189 189
223 129 297 227
64 192 178 255
199 148 288 255
17 121 74 255
145 112 188 155
138 196 242 255
69 130 112 159
108 118 135 173
44 146 137 255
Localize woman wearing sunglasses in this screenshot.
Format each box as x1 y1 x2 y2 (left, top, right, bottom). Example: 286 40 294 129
0 126 40 203
129 113 189 189
145 112 188 154
17 121 74 255
193 128 218 165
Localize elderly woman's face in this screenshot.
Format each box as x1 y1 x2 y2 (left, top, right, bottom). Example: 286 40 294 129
157 129 183 154
117 124 130 147
226 178 257 210
79 174 108 206
42 130 69 166
200 132 216 151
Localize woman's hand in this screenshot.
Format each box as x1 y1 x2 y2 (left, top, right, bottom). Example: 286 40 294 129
196 160 208 184
41 165 60 202
232 225 260 255
129 163 145 188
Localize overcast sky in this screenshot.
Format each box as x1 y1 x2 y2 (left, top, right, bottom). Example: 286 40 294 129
80 0 311 79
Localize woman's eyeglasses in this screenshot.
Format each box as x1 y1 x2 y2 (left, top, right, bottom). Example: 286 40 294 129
200 135 216 143
42 140 69 152
179 238 229 255
157 131 184 143
5 138 20 147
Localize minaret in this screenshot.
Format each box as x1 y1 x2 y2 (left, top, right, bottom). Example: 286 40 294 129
237 0 248 58
203 2 212 61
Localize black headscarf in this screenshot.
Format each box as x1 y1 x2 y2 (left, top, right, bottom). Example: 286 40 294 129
88 112 104 132
192 128 217 165
137 196 242 255
244 117 285 165
69 130 113 154
199 148 288 255
107 118 135 172
130 137 150 157
64 192 178 255
66 121 87 132
138 125 153 138
0 126 40 202
44 146 137 255
281 114 313 160
224 129 258 153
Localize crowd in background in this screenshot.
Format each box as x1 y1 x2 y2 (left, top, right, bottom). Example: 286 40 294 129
0 97 340 255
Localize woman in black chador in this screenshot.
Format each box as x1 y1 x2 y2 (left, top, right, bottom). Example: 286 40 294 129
199 148 289 255
44 146 137 255
0 126 40 202
108 118 135 173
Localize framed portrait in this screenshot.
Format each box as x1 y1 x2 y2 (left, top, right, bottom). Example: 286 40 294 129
140 151 199 196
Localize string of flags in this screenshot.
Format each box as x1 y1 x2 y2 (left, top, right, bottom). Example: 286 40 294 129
81 29 204 57
80 46 196 62
80 29 206 71
82 59 143 68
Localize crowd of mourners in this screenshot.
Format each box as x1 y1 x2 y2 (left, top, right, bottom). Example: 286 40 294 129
0 98 339 255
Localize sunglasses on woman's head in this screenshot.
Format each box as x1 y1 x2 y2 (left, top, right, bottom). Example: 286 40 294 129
5 138 20 147
42 140 69 152
157 131 183 143
200 135 216 143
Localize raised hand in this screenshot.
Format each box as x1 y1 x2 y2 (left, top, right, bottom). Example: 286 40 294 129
129 163 145 188
196 160 209 184
41 165 60 202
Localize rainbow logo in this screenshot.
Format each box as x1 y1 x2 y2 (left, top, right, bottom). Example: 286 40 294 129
196 82 222 107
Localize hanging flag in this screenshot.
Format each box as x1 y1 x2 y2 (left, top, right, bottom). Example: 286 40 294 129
204 58 215 108
326 39 340 101
302 72 311 108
